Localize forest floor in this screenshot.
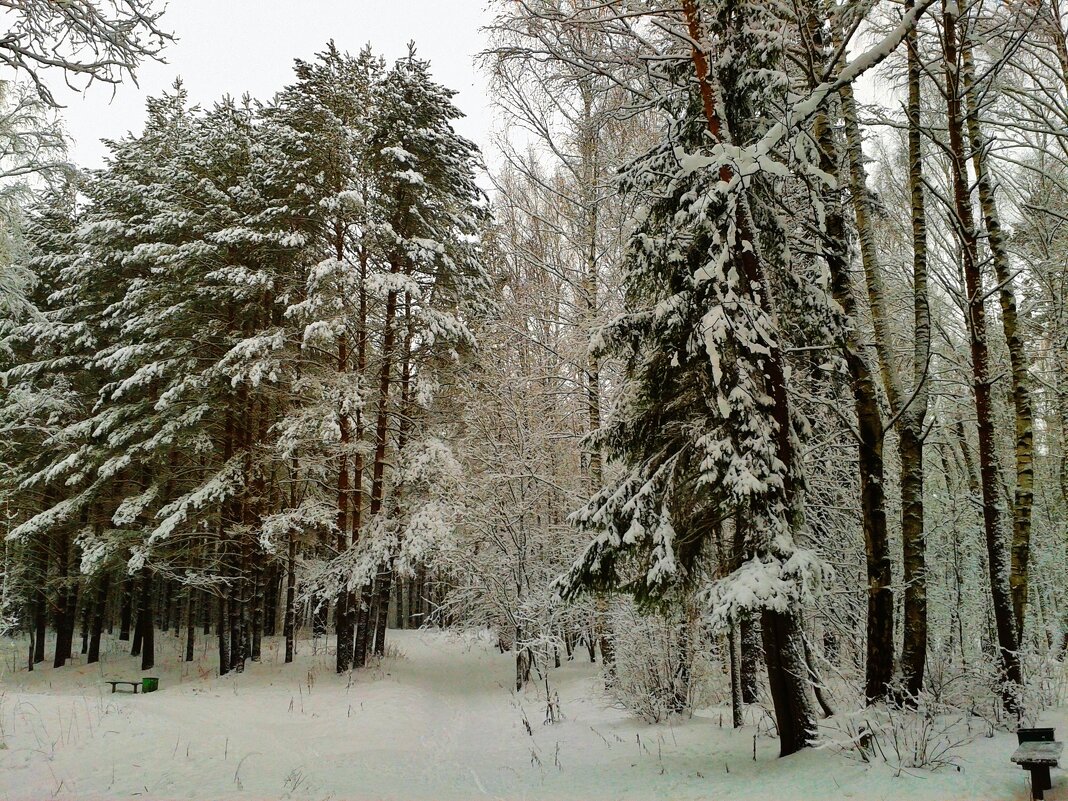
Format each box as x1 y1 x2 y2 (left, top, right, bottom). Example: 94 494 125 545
0 628 1062 800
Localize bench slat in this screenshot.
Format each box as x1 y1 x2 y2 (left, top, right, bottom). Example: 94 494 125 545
1012 741 1063 766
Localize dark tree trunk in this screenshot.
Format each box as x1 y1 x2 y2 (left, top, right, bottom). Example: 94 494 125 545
372 567 392 657
264 565 279 636
53 530 72 668
80 595 90 654
899 419 928 699
131 605 143 657
354 249 402 669
27 533 48 668
251 557 264 662
138 571 155 671
119 575 133 641
809 51 893 704
762 608 817 756
218 591 230 676
354 586 373 668
897 0 930 702
335 326 354 673
312 595 328 636
230 578 244 672
185 588 196 662
285 528 296 664
729 621 745 727
941 3 1022 715
740 613 761 704
88 573 110 664
33 582 47 666
516 625 531 691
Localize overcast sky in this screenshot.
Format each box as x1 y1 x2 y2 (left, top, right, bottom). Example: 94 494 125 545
52 1 495 169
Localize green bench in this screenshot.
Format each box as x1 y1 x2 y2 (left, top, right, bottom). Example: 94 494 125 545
105 680 140 694
105 677 159 694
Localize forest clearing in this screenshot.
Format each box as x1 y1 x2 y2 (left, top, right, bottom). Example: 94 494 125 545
3 630 1062 801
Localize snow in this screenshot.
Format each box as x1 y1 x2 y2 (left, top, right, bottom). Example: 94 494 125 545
1 630 1058 801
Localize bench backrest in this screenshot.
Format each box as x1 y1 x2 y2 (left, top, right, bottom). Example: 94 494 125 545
1018 727 1056 744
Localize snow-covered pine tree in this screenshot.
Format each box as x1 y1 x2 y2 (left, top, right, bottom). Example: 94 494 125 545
553 0 837 755
266 42 385 673
344 48 488 668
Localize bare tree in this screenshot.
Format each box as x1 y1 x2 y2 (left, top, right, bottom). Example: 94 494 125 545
0 0 171 106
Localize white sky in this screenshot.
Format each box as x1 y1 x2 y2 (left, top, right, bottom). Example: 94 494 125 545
49 1 496 169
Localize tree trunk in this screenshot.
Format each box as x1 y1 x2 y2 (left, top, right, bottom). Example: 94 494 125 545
119 575 132 641
52 529 72 668
729 619 745 727
335 331 353 673
812 73 893 704
740 613 761 704
285 525 296 664
138 570 155 672
88 573 110 664
762 608 818 755
898 32 931 691
354 253 402 668
32 565 46 665
218 591 230 676
372 568 392 657
941 1 1022 714
251 561 263 662
80 596 90 655
839 5 930 699
185 587 196 662
261 567 273 638
962 42 1035 640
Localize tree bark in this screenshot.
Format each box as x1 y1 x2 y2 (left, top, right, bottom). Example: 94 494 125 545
119 574 132 641
335 329 353 672
52 529 72 668
185 587 196 662
354 253 402 668
285 525 296 664
838 4 931 700
88 573 109 664
138 570 155 671
962 42 1035 640
810 54 893 704
899 79 931 698
941 0 1022 714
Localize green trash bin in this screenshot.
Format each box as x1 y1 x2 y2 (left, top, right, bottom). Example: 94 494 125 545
142 677 159 693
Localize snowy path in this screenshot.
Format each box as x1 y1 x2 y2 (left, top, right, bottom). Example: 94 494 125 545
0 630 1053 800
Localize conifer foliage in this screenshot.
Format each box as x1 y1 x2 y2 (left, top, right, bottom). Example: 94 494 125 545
0 43 487 676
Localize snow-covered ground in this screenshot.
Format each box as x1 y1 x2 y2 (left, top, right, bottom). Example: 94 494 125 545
0 629 1061 800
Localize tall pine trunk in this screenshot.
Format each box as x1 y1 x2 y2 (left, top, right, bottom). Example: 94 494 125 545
335 330 353 673
185 587 196 662
354 255 402 668
138 569 155 671
88 573 109 664
372 293 414 658
52 529 72 668
118 574 132 642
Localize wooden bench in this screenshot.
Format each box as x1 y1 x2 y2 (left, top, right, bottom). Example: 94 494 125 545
1013 728 1063 801
105 680 141 694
